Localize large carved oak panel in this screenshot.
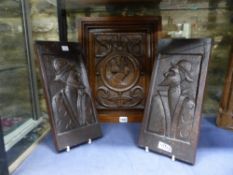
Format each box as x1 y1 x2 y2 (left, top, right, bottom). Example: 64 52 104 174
78 17 161 122
217 43 233 129
35 41 102 151
138 39 212 164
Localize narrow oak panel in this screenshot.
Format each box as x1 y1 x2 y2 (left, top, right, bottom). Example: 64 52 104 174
138 39 212 164
35 41 102 151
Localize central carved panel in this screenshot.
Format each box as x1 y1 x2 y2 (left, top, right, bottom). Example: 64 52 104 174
78 17 161 122
95 33 143 109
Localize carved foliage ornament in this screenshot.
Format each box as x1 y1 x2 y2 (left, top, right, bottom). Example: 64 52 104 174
35 41 102 151
138 39 212 164
95 33 144 109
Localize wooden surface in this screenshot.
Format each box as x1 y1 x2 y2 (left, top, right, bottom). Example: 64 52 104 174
217 43 233 130
78 16 161 122
35 41 102 151
138 39 212 164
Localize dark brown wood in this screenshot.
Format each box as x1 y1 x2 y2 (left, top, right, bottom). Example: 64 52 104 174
217 43 233 129
78 16 161 122
35 41 102 151
138 39 212 164
0 118 9 175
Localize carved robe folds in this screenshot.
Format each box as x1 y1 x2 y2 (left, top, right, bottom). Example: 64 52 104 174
139 39 212 164
148 91 195 141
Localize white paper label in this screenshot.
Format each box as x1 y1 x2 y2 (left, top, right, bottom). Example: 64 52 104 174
119 116 128 123
61 45 69 52
158 141 172 153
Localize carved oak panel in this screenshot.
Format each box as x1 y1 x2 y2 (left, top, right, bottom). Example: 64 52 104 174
95 33 144 109
78 17 161 122
35 41 102 151
138 39 212 164
217 43 233 129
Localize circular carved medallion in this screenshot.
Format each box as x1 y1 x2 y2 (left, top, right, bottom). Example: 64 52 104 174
100 53 140 92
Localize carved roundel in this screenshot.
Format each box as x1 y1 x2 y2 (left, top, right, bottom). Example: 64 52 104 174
100 53 140 92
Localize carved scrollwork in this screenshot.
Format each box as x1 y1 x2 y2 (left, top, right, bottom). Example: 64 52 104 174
96 85 144 108
127 38 144 58
95 36 112 58
127 85 144 107
95 34 143 59
96 86 116 108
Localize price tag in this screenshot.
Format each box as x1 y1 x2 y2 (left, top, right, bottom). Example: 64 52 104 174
119 116 128 123
61 45 69 52
158 141 172 153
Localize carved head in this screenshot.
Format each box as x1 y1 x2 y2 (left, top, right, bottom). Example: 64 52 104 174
66 70 85 89
175 60 193 83
53 59 71 82
160 60 193 87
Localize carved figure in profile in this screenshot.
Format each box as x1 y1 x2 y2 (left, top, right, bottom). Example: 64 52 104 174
52 58 95 133
148 60 195 141
109 55 130 86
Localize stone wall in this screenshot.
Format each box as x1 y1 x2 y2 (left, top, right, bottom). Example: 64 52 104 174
160 8 233 113
28 0 58 112
0 0 58 115
30 0 58 41
0 0 33 118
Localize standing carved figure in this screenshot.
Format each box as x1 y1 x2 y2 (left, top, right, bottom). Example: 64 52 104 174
52 59 95 133
148 60 195 141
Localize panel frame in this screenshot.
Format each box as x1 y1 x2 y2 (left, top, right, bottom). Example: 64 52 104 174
78 16 161 122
